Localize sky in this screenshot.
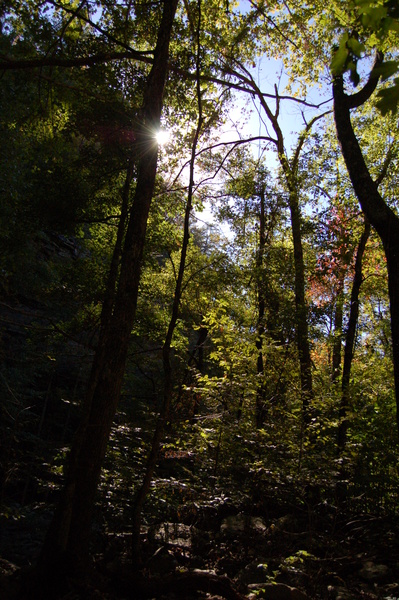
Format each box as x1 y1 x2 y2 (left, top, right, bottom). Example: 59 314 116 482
193 53 332 231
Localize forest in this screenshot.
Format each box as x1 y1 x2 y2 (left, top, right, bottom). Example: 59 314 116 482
1 0 399 599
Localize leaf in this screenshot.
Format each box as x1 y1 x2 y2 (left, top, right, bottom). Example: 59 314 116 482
383 16 399 32
330 33 365 77
347 37 365 57
376 78 399 114
359 5 388 29
330 45 349 76
374 60 399 81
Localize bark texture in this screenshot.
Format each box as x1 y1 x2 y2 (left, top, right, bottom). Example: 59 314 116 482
287 184 313 422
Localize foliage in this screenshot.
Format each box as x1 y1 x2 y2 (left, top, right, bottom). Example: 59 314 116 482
1 4 399 599
330 0 399 113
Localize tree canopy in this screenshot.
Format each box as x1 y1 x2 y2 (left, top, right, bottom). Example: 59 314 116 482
1 1 399 599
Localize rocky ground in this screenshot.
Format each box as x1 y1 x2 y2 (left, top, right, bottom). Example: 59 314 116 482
1 498 399 599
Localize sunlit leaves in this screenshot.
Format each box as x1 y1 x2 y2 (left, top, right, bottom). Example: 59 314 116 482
376 77 399 113
330 0 399 110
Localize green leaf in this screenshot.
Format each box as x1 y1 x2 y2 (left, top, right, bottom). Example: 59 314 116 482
359 6 388 29
376 78 399 114
383 16 399 32
347 37 365 57
374 60 399 81
331 46 349 76
330 33 365 77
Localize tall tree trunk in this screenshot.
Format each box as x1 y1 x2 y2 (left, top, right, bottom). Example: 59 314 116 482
287 184 313 423
175 324 208 420
338 218 370 451
331 279 344 383
99 158 135 331
222 66 326 427
255 186 267 428
131 0 203 563
333 58 399 437
38 0 179 575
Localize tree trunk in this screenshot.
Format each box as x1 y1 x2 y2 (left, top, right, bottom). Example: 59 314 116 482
255 186 267 428
287 185 313 423
180 325 208 420
333 66 399 437
99 158 135 331
331 279 344 383
338 218 370 451
38 0 179 575
131 3 204 562
227 68 319 427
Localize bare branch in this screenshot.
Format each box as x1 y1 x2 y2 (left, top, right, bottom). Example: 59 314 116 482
291 110 331 173
47 0 146 55
375 139 396 187
170 135 277 188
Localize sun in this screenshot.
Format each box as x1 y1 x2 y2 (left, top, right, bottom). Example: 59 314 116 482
155 129 170 146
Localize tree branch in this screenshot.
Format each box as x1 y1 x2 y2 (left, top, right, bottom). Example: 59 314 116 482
0 51 153 70
375 139 396 187
345 51 384 109
291 110 331 173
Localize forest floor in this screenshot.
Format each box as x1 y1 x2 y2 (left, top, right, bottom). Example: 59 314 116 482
1 492 399 600
1 393 398 600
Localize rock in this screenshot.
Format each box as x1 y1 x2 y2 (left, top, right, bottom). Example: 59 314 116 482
0 558 19 576
327 585 356 599
277 566 309 588
215 555 241 578
270 514 301 534
149 522 192 548
147 547 179 576
220 514 267 537
383 583 399 597
359 561 389 581
236 560 269 585
157 451 196 478
248 582 308 599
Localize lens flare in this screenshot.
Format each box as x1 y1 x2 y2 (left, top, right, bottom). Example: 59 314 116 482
155 129 170 145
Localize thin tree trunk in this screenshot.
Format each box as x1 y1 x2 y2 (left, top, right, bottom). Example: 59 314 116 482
221 65 326 427
331 279 344 383
175 325 208 420
255 186 267 428
99 158 135 331
131 0 203 563
266 104 325 426
338 218 370 451
287 185 313 423
38 0 179 576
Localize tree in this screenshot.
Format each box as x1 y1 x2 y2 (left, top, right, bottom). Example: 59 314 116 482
217 61 329 424
330 0 399 115
3 3 399 597
215 151 290 426
338 216 371 451
37 0 179 578
332 54 399 435
130 0 205 561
